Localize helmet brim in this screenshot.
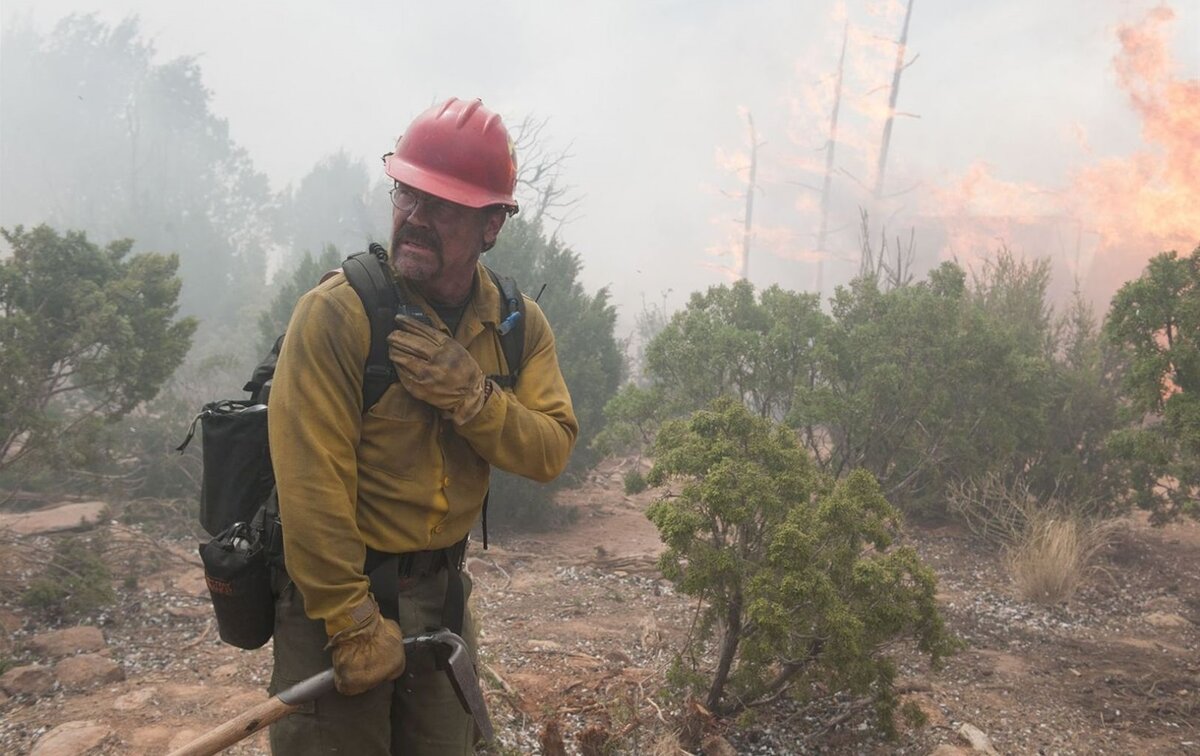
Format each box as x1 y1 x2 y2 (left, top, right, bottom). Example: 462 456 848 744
385 153 519 214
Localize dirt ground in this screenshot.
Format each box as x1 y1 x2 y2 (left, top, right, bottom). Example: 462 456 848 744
1 459 1198 754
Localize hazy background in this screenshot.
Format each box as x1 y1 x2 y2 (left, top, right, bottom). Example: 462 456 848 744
2 0 1197 335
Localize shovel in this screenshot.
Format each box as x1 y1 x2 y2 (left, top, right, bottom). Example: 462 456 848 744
166 628 493 756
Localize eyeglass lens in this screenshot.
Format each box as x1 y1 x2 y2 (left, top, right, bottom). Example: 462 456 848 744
391 185 465 224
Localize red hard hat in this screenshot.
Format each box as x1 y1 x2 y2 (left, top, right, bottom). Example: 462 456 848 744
384 98 519 214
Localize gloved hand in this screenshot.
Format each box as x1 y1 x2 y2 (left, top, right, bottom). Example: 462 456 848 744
388 315 489 425
327 596 406 696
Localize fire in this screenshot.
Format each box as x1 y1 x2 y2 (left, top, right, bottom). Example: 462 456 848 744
1074 5 1200 295
921 4 1199 302
925 163 1073 275
707 3 1197 304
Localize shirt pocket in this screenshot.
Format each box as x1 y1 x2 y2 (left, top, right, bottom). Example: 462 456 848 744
358 383 439 481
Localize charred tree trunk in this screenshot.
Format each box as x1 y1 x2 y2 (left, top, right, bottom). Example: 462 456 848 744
815 20 849 298
873 0 915 199
742 112 759 281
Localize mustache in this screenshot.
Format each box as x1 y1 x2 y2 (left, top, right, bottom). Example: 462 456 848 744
395 224 441 252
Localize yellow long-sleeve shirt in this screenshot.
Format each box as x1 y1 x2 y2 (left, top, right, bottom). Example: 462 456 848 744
268 262 578 636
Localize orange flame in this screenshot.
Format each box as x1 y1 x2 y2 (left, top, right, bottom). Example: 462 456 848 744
715 3 1196 305
1074 5 1200 295
921 5 1198 303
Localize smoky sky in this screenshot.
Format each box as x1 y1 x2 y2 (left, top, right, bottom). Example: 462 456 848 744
2 0 1198 334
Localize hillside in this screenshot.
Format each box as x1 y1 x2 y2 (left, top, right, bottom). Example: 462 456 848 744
1 459 1198 754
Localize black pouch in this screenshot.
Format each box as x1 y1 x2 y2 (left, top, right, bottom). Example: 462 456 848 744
182 400 274 537
199 521 275 650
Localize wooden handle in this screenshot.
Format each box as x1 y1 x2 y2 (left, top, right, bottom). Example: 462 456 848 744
165 696 296 756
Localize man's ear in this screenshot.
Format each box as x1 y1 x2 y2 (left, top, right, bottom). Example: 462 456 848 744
482 209 507 246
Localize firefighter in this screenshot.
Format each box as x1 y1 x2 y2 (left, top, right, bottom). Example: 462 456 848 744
267 97 578 754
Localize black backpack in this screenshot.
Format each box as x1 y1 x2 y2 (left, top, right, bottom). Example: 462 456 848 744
180 244 526 538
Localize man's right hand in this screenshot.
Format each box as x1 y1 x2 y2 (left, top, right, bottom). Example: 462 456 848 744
327 596 406 696
387 315 488 425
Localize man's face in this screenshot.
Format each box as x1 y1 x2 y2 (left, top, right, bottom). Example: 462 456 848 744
389 183 504 293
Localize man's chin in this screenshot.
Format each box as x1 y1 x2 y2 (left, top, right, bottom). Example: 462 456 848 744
392 254 436 281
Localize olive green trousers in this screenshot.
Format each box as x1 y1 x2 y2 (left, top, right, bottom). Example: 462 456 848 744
267 569 477 755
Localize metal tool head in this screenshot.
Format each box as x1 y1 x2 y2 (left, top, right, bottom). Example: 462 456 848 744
406 629 495 742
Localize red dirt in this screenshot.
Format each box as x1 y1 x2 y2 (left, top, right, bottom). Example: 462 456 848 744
1 460 1198 754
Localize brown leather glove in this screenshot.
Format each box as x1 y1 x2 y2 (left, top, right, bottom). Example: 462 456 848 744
388 315 488 425
327 596 406 696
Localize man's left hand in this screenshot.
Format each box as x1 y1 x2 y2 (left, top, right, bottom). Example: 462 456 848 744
388 315 488 425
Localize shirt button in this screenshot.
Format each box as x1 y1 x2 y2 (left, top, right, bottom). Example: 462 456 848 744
442 476 451 488
433 525 444 534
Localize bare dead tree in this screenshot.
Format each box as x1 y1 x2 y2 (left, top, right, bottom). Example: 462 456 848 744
740 111 764 281
509 114 583 229
857 208 915 290
815 19 850 298
873 0 919 199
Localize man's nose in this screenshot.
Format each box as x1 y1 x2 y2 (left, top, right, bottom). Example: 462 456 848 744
405 200 433 226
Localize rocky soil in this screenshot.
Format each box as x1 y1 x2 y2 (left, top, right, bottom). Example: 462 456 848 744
1 460 1198 754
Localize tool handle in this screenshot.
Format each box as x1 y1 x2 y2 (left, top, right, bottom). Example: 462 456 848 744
163 633 468 755
165 669 335 756
164 695 297 756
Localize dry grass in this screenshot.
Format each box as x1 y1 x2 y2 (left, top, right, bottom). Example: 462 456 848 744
1006 514 1115 605
946 472 1118 605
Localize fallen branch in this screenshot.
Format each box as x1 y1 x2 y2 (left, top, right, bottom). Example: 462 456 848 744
588 554 661 575
466 556 513 590
181 619 213 649
482 661 524 713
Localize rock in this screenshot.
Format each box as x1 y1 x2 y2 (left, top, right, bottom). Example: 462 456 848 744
25 626 106 657
957 722 999 755
113 687 157 711
0 689 10 706
0 664 56 697
54 654 125 688
701 734 738 756
0 501 107 535
1144 611 1191 629
30 720 112 755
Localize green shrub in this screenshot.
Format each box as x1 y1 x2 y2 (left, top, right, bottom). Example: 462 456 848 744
1105 246 1200 522
21 536 114 620
623 469 648 495
647 398 955 733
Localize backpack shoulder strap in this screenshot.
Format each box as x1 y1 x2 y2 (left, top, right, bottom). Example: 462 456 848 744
483 266 526 389
242 333 286 404
343 244 401 412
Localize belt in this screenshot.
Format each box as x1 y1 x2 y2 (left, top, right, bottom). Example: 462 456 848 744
365 536 468 580
365 537 469 633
